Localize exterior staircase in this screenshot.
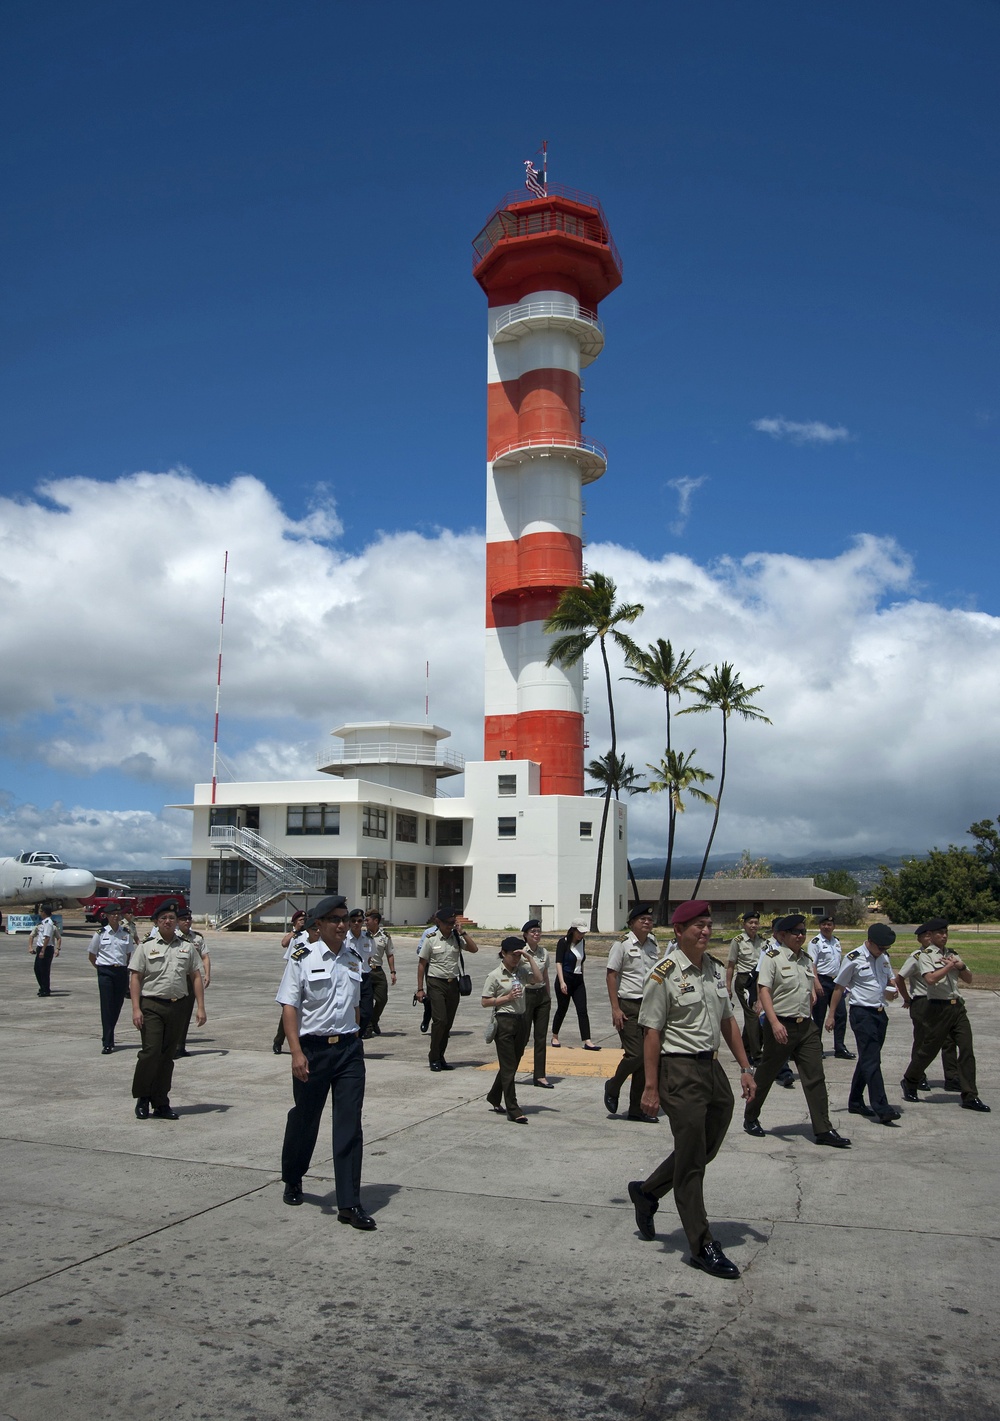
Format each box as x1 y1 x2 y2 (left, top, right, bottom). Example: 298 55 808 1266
208 826 327 929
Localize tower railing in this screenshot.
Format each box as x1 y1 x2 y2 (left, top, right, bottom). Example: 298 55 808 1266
491 299 602 337
316 741 465 771
473 185 622 273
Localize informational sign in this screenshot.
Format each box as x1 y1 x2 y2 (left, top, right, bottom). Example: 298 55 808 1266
6 913 64 935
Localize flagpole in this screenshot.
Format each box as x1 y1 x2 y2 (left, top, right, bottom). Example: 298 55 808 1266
542 139 548 189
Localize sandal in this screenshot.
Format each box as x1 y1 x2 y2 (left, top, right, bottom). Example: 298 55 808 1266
489 1104 505 1114
508 1113 528 1124
550 1037 561 1047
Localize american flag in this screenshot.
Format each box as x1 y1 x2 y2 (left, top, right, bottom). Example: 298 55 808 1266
524 159 546 198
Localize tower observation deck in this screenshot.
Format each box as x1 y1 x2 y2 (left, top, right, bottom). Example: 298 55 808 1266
472 183 622 796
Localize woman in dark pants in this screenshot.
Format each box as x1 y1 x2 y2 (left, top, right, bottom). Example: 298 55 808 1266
482 938 542 1121
520 918 553 1087
551 922 601 1050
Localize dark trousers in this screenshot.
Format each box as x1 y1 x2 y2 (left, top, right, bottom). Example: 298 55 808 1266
487 1015 526 1114
747 1017 832 1135
551 974 591 1040
33 946 54 994
520 987 550 1080
421 995 433 1030
97 965 129 1049
903 1000 977 1099
643 1056 734 1255
427 976 460 1064
909 998 959 1084
370 966 389 1031
609 997 645 1113
812 975 847 1052
281 1034 365 1208
175 988 196 1053
734 973 761 1060
848 1005 890 1113
359 974 374 1034
273 1013 286 1050
132 997 185 1107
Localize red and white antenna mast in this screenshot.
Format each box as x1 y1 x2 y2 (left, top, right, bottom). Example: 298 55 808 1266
210 551 229 806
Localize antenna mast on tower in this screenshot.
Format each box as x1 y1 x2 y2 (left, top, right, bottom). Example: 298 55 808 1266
210 551 229 806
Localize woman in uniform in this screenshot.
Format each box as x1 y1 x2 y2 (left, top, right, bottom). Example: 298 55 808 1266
520 918 553 1088
481 938 542 1122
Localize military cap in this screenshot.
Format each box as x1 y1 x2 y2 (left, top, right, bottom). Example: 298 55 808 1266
500 935 525 955
628 903 653 923
521 919 541 933
671 899 711 927
868 923 896 948
916 916 948 935
306 894 348 928
150 900 180 919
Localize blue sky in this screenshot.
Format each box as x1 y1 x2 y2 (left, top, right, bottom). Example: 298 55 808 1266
2 1 999 866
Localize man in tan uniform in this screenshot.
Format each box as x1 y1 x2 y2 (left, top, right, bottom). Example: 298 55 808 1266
416 907 478 1071
605 903 659 1121
128 902 206 1119
899 921 989 1112
742 914 850 1149
726 911 763 1063
895 920 960 1092
626 900 756 1280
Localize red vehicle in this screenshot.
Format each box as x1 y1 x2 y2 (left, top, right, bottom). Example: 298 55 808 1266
82 891 189 924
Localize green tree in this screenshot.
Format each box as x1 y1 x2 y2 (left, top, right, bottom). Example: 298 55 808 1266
968 816 1000 888
646 750 716 914
874 848 998 924
623 638 703 923
714 850 773 879
585 751 647 905
679 664 772 897
544 572 643 931
814 869 860 897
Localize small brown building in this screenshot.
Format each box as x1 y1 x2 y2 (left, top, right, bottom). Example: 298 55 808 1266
629 878 848 927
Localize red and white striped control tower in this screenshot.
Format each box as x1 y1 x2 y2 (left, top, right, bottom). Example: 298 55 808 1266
472 183 622 796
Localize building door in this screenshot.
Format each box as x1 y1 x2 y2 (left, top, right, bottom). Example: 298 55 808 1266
529 903 556 932
361 860 387 914
438 867 464 916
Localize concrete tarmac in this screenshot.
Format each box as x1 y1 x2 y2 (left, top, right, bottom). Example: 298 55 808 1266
1 928 998 1420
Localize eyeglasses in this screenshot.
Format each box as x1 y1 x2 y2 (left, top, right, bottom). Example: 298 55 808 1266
321 914 350 924
788 929 807 937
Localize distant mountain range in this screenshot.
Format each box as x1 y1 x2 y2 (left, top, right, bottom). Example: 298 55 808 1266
629 854 919 892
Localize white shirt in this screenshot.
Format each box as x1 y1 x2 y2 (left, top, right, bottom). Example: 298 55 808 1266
34 916 58 948
89 923 135 967
347 928 373 974
834 944 894 1008
276 940 362 1036
811 933 843 978
283 927 310 962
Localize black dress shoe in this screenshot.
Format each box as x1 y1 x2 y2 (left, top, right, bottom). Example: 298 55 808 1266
429 1061 443 1072
626 1112 659 1124
283 1184 303 1205
101 1046 115 1055
152 1106 180 1120
814 1129 851 1148
272 1043 283 1054
372 1023 381 1036
834 1049 856 1060
603 1084 620 1114
743 1118 766 1138
338 1206 377 1230
627 1181 657 1240
961 1097 991 1112
134 1097 150 1120
688 1241 740 1280
944 1080 962 1092
533 1079 554 1088
438 1060 454 1070
361 1028 374 1039
419 1021 429 1033
900 1078 920 1102
917 1077 931 1090
777 1074 796 1089
848 1103 876 1117
876 1113 900 1126
174 1049 191 1059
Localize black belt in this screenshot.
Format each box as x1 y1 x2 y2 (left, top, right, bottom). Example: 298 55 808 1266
143 994 184 1004
300 1032 359 1045
851 1004 885 1013
777 1015 810 1024
818 974 837 983
928 998 959 1006
663 1050 717 1060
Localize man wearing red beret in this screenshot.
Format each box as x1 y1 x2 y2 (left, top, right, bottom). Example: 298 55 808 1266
627 900 756 1279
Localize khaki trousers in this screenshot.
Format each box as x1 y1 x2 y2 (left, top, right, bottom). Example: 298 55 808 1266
747 1017 832 1135
427 976 460 1064
642 1056 734 1254
487 1015 526 1114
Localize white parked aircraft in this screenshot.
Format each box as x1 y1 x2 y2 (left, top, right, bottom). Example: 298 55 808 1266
0 851 119 908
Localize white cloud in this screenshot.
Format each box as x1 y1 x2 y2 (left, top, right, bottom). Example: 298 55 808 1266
752 416 851 444
667 476 707 535
0 797 189 869
2 470 999 865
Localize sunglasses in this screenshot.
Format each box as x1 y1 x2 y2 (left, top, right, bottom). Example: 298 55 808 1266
321 913 350 924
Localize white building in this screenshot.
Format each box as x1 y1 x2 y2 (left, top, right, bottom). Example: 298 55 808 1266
181 720 626 931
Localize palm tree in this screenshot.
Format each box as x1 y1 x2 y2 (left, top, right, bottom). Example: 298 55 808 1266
585 751 647 904
645 750 716 919
544 572 643 931
623 639 703 923
678 663 772 896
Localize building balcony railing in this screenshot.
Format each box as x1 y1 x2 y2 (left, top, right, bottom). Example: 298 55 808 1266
473 184 622 274
491 299 605 365
490 434 608 484
317 742 465 775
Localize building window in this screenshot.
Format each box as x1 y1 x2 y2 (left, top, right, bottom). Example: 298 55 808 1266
206 859 258 896
498 817 516 839
308 859 339 893
618 825 623 840
396 812 418 843
287 805 340 836
362 806 388 839
579 821 593 839
579 893 593 910
425 818 431 845
395 864 417 897
424 866 430 898
498 773 517 797
435 820 463 847
209 807 239 829
498 874 516 896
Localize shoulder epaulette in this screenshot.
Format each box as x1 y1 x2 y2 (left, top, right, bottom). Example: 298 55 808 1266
349 946 363 962
290 946 309 961
765 946 780 957
847 949 861 960
707 953 724 970
650 956 675 984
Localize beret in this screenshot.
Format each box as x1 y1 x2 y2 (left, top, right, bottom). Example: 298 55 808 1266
671 899 711 927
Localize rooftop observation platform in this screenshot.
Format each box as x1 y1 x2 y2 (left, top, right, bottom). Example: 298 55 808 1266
472 184 622 308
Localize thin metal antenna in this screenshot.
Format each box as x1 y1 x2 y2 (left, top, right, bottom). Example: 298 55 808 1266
210 551 228 805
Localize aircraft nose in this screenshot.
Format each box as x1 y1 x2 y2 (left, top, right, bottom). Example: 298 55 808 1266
55 869 98 896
